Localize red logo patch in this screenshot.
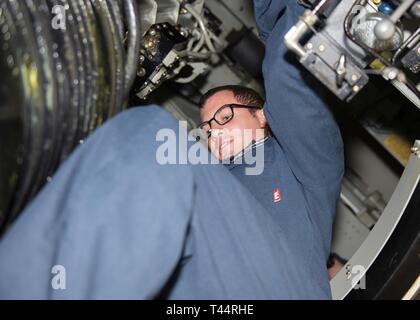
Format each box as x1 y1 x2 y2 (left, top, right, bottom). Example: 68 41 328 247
273 188 282 203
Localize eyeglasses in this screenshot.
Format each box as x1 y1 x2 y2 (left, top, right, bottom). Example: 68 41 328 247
198 104 261 138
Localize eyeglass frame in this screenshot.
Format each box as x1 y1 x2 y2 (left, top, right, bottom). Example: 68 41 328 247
198 103 262 138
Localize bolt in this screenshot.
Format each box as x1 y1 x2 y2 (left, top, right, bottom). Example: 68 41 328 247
137 67 146 77
319 44 325 52
411 143 420 156
306 42 313 50
351 74 358 82
353 85 360 92
387 68 398 80
145 41 154 49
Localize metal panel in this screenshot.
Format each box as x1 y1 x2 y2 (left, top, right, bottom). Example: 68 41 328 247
332 202 371 260
331 140 420 299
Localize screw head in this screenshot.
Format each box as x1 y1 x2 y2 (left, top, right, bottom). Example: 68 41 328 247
137 67 146 77
387 69 398 80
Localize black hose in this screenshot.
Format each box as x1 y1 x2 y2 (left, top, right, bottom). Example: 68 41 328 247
122 0 140 97
105 0 125 113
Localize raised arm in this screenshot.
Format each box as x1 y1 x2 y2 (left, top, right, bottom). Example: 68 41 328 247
254 0 344 187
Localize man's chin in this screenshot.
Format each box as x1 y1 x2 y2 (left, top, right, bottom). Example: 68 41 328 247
210 141 243 161
218 154 233 161
209 149 231 161
216 149 240 161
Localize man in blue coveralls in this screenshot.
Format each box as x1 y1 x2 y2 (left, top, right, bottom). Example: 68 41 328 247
198 0 344 280
0 0 344 299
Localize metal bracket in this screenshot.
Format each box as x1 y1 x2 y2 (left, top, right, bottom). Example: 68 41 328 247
331 139 420 299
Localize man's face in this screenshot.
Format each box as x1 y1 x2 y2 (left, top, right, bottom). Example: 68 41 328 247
200 90 267 160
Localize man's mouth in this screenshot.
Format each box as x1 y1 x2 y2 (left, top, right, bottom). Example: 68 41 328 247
218 138 234 158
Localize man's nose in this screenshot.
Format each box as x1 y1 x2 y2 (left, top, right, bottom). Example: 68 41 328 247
209 128 224 142
211 129 232 146
210 127 223 136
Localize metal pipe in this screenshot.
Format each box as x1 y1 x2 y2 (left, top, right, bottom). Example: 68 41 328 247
284 8 320 58
184 3 217 53
313 0 331 15
284 0 335 57
390 0 416 23
392 27 420 64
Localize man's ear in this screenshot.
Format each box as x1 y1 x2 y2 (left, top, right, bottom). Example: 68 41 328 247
256 109 268 128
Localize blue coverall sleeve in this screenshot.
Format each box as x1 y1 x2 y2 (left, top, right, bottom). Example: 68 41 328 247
0 106 194 299
254 1 345 188
253 0 289 42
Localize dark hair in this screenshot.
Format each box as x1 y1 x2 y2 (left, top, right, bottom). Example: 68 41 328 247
199 85 264 114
